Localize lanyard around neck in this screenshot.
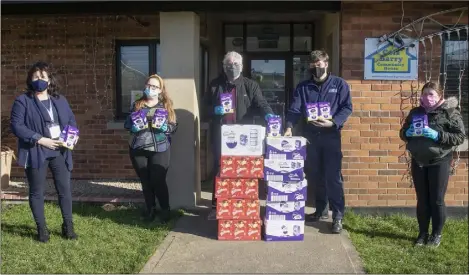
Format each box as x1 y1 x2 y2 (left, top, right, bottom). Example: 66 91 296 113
39 97 54 122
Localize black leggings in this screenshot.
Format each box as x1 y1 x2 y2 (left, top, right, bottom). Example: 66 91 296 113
411 158 451 236
129 148 171 211
25 154 73 228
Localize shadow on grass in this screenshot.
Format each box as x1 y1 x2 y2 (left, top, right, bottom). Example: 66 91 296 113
343 223 415 242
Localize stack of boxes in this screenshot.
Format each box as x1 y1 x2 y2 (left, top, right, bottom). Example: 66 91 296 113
263 117 308 241
215 124 265 241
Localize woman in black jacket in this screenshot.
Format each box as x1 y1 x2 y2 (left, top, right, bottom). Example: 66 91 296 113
400 82 466 247
124 74 178 223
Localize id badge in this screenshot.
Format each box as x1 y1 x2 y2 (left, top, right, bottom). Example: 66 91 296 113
48 123 61 139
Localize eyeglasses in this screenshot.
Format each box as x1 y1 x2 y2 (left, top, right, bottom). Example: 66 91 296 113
146 84 160 90
223 63 242 68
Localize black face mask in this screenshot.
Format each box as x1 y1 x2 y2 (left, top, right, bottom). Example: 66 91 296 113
310 67 326 79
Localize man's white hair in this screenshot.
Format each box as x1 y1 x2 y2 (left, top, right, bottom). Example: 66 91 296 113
223 51 243 64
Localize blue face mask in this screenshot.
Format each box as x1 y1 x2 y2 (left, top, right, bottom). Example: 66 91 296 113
144 87 160 98
31 79 49 92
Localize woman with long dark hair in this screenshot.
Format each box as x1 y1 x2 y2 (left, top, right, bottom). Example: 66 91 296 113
10 61 78 242
124 74 178 223
400 82 466 247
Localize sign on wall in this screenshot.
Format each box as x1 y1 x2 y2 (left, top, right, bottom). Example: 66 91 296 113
364 38 419 80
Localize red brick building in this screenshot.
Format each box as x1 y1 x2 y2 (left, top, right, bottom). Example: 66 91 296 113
1 1 467 208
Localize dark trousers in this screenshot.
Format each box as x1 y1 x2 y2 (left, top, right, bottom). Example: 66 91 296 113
305 131 345 220
411 158 451 235
211 128 222 208
130 148 171 211
25 154 73 228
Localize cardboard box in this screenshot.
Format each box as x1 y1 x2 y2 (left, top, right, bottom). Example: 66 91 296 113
264 220 305 241
221 125 266 156
265 201 306 221
216 198 232 219
216 199 260 220
265 136 307 160
264 159 305 182
215 178 259 199
266 180 307 202
243 179 259 198
220 156 264 179
245 199 261 219
218 219 262 241
214 178 231 198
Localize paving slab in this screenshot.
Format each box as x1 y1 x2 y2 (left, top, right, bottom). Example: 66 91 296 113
141 192 365 274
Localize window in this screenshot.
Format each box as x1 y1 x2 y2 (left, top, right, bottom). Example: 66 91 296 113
200 44 210 121
440 29 468 135
115 40 160 119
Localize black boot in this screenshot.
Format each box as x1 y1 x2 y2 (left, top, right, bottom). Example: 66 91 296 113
159 208 171 224
37 225 50 243
414 232 429 246
331 219 343 234
61 221 78 240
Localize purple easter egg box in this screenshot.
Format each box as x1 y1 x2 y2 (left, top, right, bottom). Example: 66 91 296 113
59 125 80 150
306 103 319 121
220 93 234 114
131 110 148 131
412 114 428 136
267 116 282 137
318 102 332 120
151 108 168 129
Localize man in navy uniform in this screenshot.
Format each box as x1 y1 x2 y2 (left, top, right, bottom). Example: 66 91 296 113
284 50 352 233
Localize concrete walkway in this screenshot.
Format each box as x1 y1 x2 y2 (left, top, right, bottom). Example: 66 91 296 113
140 192 365 274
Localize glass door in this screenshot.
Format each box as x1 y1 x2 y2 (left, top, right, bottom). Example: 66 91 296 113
245 54 292 125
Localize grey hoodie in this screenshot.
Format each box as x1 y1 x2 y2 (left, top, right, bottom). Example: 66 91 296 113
400 97 466 166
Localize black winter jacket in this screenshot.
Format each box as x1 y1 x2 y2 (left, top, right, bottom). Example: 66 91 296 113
203 73 273 138
400 97 466 166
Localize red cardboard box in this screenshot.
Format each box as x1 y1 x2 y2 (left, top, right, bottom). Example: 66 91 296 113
220 156 264 179
250 156 264 178
246 220 262 240
214 178 231 198
230 179 245 198
220 156 237 178
218 220 235 240
217 219 261 241
245 199 261 219
231 199 247 219
215 178 259 199
236 157 251 178
216 198 232 219
243 179 259 198
217 199 260 220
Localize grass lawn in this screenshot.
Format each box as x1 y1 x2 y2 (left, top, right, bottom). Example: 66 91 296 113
1 202 182 274
344 211 468 274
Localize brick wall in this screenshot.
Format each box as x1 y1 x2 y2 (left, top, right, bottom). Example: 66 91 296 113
1 14 210 181
340 1 468 207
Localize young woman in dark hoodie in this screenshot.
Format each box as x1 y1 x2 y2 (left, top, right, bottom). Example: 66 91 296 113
400 82 466 247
